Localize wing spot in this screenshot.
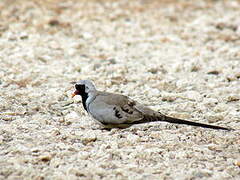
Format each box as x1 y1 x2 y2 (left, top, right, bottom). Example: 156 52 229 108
114 108 122 119
121 107 133 114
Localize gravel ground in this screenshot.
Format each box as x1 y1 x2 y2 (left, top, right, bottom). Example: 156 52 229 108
0 0 240 179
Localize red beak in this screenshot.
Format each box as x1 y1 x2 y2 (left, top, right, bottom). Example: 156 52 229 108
72 90 79 98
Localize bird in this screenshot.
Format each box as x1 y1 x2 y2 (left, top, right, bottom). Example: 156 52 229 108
72 80 232 130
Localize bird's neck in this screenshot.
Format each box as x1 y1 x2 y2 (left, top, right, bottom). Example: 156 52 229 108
81 91 97 112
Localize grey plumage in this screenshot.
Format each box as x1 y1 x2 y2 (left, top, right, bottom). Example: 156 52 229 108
72 80 232 130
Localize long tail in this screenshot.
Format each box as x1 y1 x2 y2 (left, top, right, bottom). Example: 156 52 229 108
134 115 233 131
162 116 232 130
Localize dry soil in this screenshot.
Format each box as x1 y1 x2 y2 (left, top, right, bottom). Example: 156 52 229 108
0 0 240 179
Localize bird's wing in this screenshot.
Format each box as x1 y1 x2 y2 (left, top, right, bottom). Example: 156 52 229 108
88 91 153 125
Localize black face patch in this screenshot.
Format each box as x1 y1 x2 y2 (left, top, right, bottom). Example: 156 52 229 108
75 84 88 112
75 84 85 93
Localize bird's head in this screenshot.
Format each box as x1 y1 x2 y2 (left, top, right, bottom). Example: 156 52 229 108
72 80 96 98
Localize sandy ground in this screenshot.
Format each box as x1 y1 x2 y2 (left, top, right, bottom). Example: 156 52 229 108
0 0 240 179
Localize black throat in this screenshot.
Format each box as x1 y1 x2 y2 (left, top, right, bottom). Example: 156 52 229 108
75 84 89 112
80 91 88 112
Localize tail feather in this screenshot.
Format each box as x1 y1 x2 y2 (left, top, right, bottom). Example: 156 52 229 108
134 115 232 131
162 116 232 130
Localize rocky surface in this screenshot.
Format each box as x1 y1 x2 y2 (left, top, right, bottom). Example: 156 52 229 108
0 0 240 179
